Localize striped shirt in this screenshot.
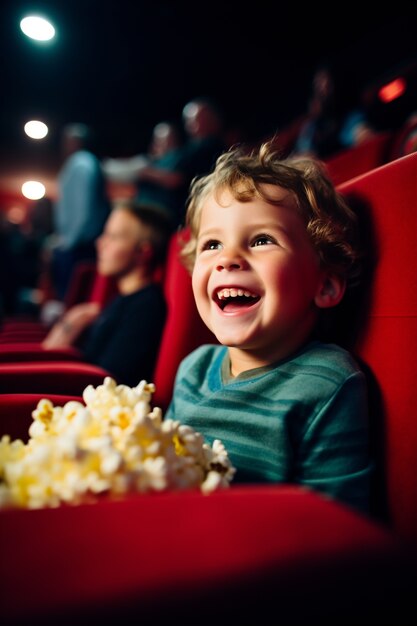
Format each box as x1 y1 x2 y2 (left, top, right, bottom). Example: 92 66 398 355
166 340 370 514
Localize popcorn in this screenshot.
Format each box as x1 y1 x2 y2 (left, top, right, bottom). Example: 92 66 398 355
0 377 235 509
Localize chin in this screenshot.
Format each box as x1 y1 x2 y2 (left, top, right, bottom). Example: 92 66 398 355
212 329 252 348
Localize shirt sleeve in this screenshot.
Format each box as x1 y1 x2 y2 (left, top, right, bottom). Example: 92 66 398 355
293 371 371 515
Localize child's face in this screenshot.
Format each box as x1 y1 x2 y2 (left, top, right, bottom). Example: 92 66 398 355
96 208 145 277
192 186 331 366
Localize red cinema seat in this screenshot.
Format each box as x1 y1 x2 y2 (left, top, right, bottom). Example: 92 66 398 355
0 486 414 625
0 393 83 441
325 131 394 185
0 361 109 396
338 151 417 547
152 229 217 411
0 344 82 363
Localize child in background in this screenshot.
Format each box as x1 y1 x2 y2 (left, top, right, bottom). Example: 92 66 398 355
43 201 173 387
165 141 370 514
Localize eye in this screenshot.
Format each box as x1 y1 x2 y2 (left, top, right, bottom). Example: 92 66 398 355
200 239 222 252
251 234 277 247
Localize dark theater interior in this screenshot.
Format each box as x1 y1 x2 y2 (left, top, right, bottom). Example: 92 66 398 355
0 2 416 624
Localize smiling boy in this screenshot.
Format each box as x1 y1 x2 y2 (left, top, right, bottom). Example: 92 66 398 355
165 142 370 514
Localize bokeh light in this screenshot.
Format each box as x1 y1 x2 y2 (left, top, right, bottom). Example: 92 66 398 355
24 120 48 139
21 181 46 200
20 16 55 42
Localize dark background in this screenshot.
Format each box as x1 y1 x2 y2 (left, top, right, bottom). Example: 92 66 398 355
1 0 417 182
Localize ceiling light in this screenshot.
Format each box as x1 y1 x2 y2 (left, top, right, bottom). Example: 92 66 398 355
20 16 55 42
24 120 48 139
21 181 46 200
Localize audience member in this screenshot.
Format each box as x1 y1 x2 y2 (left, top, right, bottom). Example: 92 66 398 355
43 200 173 387
293 63 374 159
105 97 226 227
51 123 111 301
11 197 56 316
103 121 183 183
166 141 370 514
103 120 185 218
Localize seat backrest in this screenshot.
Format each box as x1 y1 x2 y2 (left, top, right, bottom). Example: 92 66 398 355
0 361 110 397
0 393 83 441
325 131 394 186
64 261 119 310
338 151 417 545
152 229 217 411
63 261 97 309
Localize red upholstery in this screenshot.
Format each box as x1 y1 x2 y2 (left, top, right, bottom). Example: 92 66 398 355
0 328 51 343
0 486 414 625
152 230 217 411
325 131 394 185
87 269 119 306
0 341 83 363
0 343 83 363
338 151 417 546
0 393 83 441
62 261 98 309
0 361 109 396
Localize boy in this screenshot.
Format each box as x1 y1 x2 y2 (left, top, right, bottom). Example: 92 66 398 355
165 142 370 514
43 200 173 387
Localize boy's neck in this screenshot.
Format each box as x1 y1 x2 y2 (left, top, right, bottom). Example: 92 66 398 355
227 335 315 377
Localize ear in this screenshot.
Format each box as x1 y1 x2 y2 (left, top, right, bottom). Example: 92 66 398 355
314 273 346 309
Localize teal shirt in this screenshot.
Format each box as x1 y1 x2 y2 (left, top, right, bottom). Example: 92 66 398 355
166 340 370 514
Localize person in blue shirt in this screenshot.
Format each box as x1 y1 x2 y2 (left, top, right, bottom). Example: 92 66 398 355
104 98 226 228
51 123 111 301
166 141 371 515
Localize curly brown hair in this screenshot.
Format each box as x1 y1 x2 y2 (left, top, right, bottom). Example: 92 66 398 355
181 141 362 289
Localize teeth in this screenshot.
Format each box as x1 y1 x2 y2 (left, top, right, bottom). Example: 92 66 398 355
217 288 257 300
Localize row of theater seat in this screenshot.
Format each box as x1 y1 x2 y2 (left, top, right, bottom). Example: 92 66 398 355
273 114 417 187
0 229 215 409
1 152 417 624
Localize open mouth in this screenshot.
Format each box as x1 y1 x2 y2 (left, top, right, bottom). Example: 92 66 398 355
214 287 261 312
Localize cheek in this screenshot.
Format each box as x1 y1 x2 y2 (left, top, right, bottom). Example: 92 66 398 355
191 266 203 300
266 257 320 300
191 263 211 312
101 246 130 268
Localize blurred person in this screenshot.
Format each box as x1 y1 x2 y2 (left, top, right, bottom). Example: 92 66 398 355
293 63 374 159
123 97 227 227
103 120 184 183
43 201 173 387
51 123 111 301
103 120 184 215
14 197 56 316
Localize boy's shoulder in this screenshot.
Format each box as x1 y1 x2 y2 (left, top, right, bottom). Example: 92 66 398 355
286 340 364 385
300 340 361 369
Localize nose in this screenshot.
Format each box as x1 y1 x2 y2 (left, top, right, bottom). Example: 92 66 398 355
216 248 248 272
